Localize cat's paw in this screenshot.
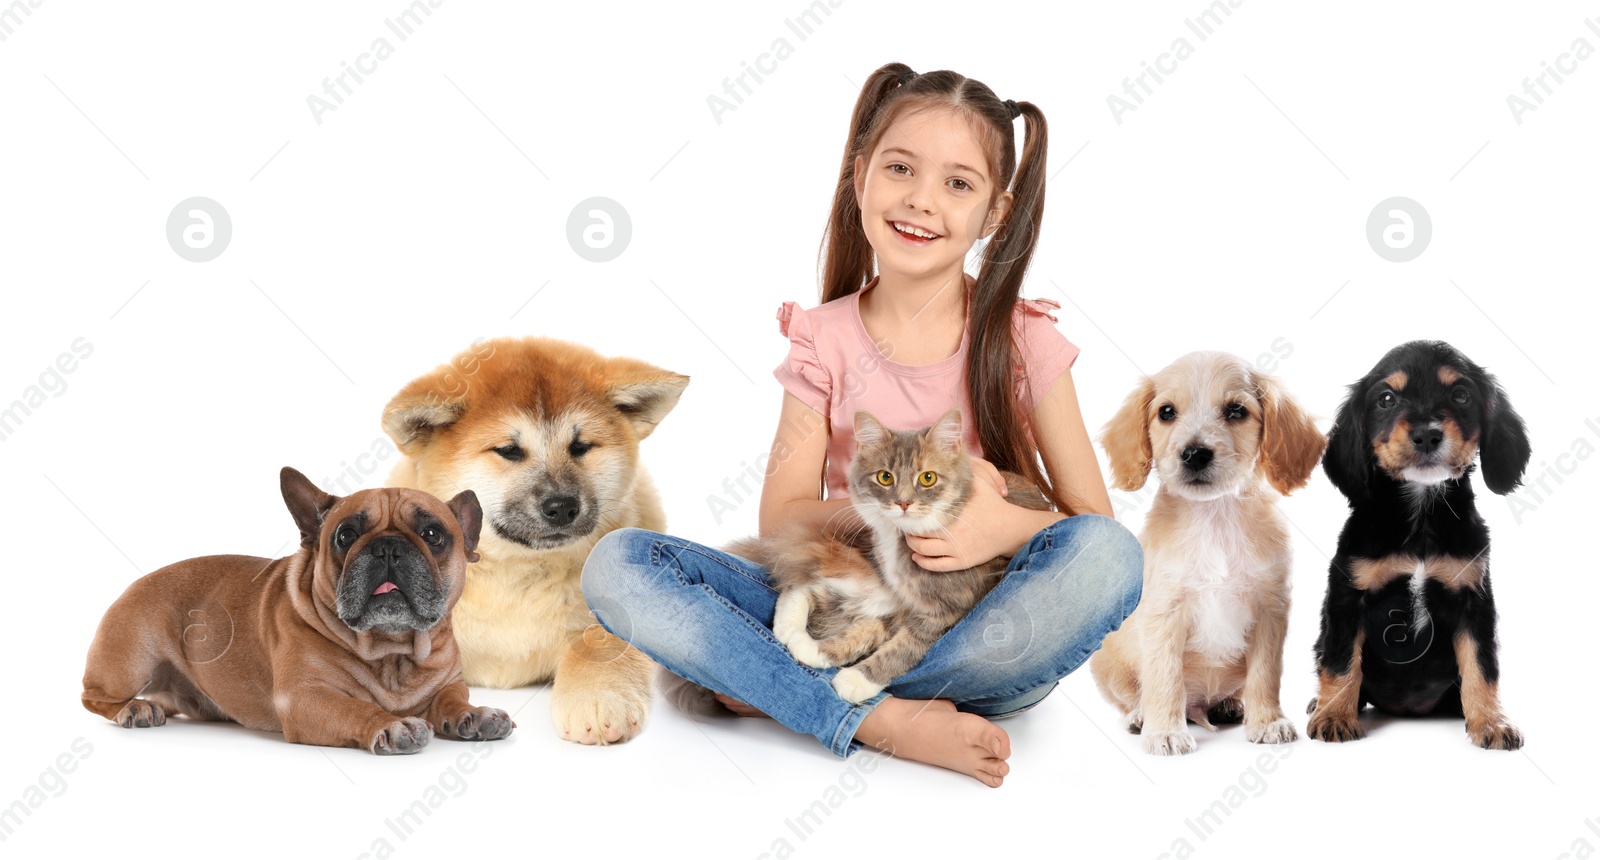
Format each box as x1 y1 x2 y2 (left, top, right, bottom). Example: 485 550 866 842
785 635 834 669
771 592 809 644
831 668 885 704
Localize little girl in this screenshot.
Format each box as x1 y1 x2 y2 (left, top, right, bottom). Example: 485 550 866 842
581 63 1143 788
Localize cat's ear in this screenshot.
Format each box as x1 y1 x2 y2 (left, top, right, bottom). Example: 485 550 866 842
853 411 888 447
927 408 963 453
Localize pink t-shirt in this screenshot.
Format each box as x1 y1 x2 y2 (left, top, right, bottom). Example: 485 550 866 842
773 282 1080 499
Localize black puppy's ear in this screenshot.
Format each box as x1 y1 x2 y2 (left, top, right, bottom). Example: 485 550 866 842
446 490 483 564
1477 370 1530 494
1321 381 1371 503
281 467 339 549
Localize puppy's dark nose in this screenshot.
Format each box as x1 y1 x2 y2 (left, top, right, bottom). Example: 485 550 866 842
540 495 581 526
1180 446 1213 471
1411 426 1444 454
366 536 408 564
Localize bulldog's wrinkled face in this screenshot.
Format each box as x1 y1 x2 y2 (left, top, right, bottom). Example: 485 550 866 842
281 468 482 636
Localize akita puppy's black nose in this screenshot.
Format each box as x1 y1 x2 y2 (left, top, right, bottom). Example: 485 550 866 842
540 495 581 526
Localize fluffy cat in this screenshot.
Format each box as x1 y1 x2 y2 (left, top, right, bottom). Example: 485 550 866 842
725 408 1051 704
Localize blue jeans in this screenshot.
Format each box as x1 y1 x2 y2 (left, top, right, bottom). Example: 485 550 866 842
580 513 1144 758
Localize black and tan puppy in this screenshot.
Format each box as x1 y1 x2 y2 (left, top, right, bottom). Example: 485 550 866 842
1307 341 1530 749
81 468 514 754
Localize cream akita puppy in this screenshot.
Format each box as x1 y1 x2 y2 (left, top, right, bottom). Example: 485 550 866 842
384 336 687 745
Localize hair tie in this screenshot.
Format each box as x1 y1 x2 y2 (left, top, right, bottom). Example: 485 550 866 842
1004 99 1021 120
897 69 918 87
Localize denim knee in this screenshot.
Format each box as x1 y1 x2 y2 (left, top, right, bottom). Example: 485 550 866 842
580 526 655 607
1032 513 1144 641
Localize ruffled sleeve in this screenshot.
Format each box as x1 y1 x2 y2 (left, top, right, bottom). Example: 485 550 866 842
1012 297 1080 412
773 302 832 415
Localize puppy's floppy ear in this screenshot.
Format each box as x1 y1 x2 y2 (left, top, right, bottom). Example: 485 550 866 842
446 490 483 564
926 408 963 452
1100 376 1155 492
1475 367 1530 494
281 467 339 550
1321 380 1372 503
604 356 690 441
1250 369 1327 496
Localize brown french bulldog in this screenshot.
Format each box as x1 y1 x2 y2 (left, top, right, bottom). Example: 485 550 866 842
81 467 514 754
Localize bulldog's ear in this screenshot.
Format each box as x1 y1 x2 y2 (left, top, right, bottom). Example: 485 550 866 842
446 489 483 564
281 467 339 550
604 357 689 441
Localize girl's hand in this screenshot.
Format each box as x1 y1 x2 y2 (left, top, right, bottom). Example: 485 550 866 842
905 457 1024 572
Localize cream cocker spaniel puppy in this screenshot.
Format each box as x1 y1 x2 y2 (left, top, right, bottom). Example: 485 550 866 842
1091 351 1326 755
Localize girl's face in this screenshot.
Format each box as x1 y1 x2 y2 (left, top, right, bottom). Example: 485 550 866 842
854 106 1012 285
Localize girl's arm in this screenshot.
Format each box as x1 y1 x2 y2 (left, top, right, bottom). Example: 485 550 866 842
757 393 861 538
1030 366 1115 518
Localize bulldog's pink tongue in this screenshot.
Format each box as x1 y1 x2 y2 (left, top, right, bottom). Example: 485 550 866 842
372 581 399 596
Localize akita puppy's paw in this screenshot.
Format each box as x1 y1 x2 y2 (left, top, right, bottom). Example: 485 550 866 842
831 667 885 704
1246 717 1298 744
1142 728 1197 756
1467 718 1524 751
115 699 166 728
1306 709 1365 743
371 716 432 755
1125 707 1144 735
551 682 648 745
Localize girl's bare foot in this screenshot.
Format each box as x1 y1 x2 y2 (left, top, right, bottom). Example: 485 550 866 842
854 697 1011 787
715 694 769 718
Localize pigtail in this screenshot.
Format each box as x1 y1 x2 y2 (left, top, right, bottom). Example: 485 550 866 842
966 101 1079 515
819 63 913 303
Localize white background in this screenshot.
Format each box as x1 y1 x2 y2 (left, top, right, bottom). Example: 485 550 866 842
2 1 1596 857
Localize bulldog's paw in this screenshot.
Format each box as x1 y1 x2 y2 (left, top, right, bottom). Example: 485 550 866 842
370 716 433 755
1306 709 1365 743
551 684 648 745
1246 717 1298 744
439 707 515 741
115 699 166 728
1468 718 1524 751
1142 728 1197 756
831 667 885 704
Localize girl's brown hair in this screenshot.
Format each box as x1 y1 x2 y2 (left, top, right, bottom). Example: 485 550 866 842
818 62 1076 515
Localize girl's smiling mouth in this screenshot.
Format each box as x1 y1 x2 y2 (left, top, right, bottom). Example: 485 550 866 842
890 220 942 243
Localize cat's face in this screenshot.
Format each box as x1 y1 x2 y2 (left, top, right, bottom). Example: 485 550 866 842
848 409 972 535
